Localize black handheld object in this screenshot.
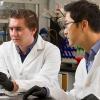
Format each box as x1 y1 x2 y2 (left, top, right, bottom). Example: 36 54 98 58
0 72 14 91
23 85 49 100
81 94 99 100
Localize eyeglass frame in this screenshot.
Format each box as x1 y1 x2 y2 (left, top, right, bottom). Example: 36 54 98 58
64 21 75 28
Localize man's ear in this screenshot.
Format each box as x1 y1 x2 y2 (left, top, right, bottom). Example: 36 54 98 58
32 28 37 36
81 20 89 32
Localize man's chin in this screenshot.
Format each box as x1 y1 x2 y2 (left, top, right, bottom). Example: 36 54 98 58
13 41 20 46
69 42 74 47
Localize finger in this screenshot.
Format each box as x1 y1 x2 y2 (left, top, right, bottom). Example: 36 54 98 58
31 85 41 92
23 85 43 100
32 88 47 97
23 86 39 99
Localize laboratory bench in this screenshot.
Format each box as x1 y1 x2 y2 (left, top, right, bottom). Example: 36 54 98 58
0 95 55 100
60 62 77 73
59 59 78 91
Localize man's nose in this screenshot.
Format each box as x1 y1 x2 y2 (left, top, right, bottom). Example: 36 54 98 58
64 28 68 37
11 29 18 36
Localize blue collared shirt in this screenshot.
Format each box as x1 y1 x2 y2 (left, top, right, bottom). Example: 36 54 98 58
85 40 100 72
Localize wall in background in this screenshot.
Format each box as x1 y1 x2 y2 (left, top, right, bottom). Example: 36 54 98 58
0 0 100 32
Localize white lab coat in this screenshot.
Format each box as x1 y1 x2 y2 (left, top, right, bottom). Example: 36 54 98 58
67 48 100 100
0 35 61 97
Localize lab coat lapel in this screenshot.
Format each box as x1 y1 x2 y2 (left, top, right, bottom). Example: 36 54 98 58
84 49 100 87
20 35 45 72
23 44 38 65
11 42 23 78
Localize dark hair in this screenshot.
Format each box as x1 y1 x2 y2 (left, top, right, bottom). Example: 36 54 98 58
64 0 100 33
9 9 39 37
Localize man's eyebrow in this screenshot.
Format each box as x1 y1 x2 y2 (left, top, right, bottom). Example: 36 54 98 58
8 26 22 28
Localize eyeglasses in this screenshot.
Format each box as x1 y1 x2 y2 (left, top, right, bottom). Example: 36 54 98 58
64 21 75 28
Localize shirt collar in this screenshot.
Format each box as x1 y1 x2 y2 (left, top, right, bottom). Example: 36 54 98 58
85 40 100 61
16 36 37 54
91 40 100 54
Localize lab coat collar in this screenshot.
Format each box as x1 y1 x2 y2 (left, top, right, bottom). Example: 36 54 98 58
11 35 46 73
22 34 46 64
84 49 100 87
36 34 46 50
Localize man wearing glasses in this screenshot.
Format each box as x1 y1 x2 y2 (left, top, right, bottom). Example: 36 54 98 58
0 9 61 99
64 0 100 100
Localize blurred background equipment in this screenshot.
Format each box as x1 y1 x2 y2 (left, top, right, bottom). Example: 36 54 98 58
39 27 50 41
42 6 84 64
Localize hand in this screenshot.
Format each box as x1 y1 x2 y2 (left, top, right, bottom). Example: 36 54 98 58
12 81 19 92
0 72 14 91
23 85 49 100
81 94 99 100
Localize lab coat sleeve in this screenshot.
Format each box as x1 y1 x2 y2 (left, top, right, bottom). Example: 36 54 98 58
66 58 87 98
15 45 61 94
0 45 10 78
